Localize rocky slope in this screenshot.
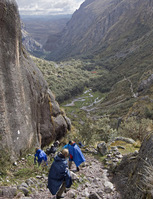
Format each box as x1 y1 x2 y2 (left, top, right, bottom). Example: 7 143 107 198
0 0 70 161
1 134 153 199
0 153 122 199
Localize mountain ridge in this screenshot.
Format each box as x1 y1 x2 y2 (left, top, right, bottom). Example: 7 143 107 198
44 0 153 61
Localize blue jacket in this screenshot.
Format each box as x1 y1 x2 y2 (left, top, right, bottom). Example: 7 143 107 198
69 143 86 167
34 149 47 164
48 153 72 195
63 144 71 149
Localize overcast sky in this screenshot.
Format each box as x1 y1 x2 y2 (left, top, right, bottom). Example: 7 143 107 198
16 0 85 15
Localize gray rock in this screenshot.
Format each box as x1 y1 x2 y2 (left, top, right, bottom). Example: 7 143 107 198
104 181 114 193
70 171 79 181
97 191 104 198
111 146 118 151
67 190 77 198
83 188 90 197
115 154 123 159
36 175 43 179
15 192 25 198
29 187 37 194
138 74 153 92
18 186 29 196
25 179 34 186
97 142 108 156
0 0 70 160
89 192 101 199
114 137 135 144
0 186 17 198
117 146 125 150
30 177 38 184
112 158 119 163
21 182 29 188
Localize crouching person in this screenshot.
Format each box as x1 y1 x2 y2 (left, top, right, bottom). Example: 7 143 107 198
34 148 48 166
48 149 72 199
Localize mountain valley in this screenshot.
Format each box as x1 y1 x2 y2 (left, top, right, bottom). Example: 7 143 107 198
1 0 153 198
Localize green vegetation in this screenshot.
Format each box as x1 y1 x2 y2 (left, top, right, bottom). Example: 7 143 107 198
0 148 50 186
109 140 140 155
32 57 101 103
118 117 153 141
32 54 153 145
0 148 11 177
73 116 118 145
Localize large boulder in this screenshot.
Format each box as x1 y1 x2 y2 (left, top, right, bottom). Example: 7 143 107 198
0 0 70 160
97 141 108 156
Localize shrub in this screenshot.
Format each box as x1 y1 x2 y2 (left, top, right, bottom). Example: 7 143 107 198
118 117 152 141
78 116 118 144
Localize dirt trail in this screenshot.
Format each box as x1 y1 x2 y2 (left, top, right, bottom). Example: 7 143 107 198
32 154 122 199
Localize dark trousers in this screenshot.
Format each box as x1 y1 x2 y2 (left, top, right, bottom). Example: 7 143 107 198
56 182 66 197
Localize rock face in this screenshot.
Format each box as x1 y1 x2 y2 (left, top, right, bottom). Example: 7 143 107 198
138 74 153 93
113 132 153 199
0 0 70 160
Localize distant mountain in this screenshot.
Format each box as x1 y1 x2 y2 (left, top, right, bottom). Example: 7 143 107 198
21 15 71 57
44 0 153 61
21 15 71 45
21 22 45 57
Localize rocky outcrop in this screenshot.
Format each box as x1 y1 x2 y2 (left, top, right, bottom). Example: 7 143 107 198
0 0 70 160
113 132 153 199
138 74 153 93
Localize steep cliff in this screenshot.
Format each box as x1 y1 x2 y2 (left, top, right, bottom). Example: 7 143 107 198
44 0 153 61
0 0 70 161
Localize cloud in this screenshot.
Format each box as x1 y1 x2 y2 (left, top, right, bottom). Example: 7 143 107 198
16 0 84 15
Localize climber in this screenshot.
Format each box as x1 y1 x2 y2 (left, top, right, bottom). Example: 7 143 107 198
48 149 72 199
46 140 60 160
45 144 57 161
68 141 86 172
63 141 71 150
54 140 60 147
78 141 84 148
34 148 48 166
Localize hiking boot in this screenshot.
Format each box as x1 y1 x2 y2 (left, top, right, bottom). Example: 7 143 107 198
56 196 64 199
76 167 80 171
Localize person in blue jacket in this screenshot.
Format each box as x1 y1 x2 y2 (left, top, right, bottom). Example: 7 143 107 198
63 142 71 150
78 141 84 148
48 149 72 199
34 148 48 166
68 141 86 172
